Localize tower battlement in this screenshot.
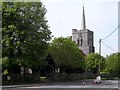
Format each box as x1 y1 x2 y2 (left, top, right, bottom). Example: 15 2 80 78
72 29 78 34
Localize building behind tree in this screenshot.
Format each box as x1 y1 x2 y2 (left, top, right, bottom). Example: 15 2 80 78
72 6 95 56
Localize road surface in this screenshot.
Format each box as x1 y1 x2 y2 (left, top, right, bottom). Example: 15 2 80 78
2 80 119 90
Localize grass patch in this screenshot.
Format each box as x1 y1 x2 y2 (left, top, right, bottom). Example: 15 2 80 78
40 76 46 81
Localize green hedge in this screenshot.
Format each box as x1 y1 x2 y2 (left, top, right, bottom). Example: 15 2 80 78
2 74 40 85
47 73 88 81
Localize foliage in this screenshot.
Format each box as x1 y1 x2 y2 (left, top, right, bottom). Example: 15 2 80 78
49 37 85 69
85 53 105 75
3 69 8 75
2 2 51 73
104 53 119 76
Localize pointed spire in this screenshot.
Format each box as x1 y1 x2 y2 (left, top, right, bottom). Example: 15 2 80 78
81 6 86 30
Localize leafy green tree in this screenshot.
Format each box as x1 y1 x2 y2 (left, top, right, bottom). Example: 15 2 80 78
85 53 105 77
104 53 119 77
2 2 51 74
49 37 85 73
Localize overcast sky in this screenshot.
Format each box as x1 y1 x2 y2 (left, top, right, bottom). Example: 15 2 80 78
41 0 119 56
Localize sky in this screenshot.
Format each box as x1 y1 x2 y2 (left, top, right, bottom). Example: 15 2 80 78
41 0 119 57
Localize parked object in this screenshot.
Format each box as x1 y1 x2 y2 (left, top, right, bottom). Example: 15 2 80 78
94 76 101 84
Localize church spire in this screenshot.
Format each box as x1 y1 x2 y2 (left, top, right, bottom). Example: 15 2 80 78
81 6 86 30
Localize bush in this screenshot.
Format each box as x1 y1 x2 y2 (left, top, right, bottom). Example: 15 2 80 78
47 73 85 81
2 74 41 85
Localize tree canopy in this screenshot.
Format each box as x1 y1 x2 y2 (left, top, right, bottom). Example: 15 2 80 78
49 37 85 69
2 2 51 73
85 53 105 75
104 53 119 76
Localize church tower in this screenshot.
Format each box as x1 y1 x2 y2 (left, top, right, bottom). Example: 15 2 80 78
72 6 94 56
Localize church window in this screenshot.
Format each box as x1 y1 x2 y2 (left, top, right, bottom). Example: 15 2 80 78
77 39 79 46
80 39 83 46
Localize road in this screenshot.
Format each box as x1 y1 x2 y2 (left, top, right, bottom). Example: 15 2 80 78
2 80 119 90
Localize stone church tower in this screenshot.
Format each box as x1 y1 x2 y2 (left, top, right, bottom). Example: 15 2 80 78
72 6 95 56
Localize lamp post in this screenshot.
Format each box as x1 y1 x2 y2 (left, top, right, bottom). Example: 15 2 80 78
99 39 101 75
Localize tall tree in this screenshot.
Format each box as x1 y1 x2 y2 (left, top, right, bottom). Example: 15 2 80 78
85 53 105 77
105 53 119 77
49 37 85 73
2 2 51 73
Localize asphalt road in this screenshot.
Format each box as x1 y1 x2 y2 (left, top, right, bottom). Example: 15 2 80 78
2 88 119 90
2 80 119 90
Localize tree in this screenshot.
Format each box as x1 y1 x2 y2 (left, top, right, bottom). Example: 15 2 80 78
2 2 51 74
49 37 85 73
85 53 105 77
104 53 119 77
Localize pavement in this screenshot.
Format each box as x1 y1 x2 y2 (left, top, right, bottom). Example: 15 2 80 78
1 80 119 90
2 79 95 88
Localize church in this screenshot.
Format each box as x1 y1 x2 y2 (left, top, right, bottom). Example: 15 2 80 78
72 6 95 56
